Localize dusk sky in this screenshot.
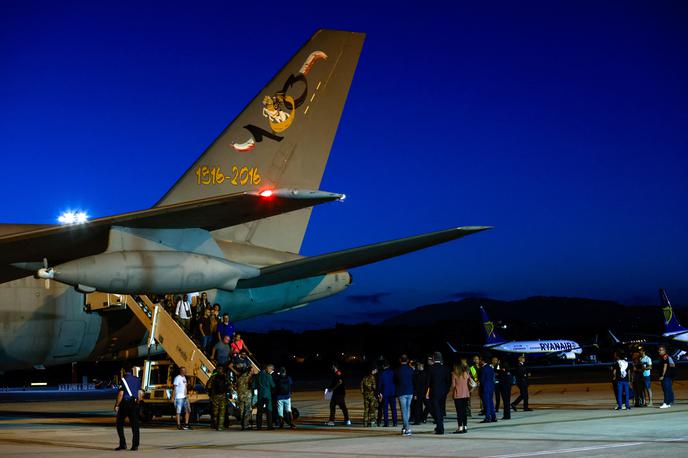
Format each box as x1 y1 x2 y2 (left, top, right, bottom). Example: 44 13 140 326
2 1 687 330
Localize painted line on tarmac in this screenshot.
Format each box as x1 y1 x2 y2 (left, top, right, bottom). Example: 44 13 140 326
484 442 643 457
465 405 687 431
0 436 115 452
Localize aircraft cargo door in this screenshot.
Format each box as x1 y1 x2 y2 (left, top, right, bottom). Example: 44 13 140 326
52 320 86 358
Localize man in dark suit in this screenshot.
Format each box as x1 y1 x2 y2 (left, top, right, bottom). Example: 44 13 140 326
378 360 397 427
412 361 428 424
511 354 532 411
426 351 451 434
479 355 497 423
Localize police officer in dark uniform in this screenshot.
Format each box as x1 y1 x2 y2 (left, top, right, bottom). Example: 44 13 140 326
511 354 532 412
114 362 142 451
497 360 513 420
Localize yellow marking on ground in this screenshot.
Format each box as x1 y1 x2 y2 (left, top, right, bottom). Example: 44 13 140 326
310 93 316 102
304 106 310 115
316 81 322 90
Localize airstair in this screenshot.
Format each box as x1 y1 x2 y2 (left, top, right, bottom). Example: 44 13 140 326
85 293 259 386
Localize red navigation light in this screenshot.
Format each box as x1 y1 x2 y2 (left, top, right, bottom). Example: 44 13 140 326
259 189 274 198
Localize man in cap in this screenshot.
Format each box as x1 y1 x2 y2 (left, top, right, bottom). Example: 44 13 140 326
511 354 532 412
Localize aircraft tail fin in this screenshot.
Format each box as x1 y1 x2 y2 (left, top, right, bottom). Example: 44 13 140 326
156 30 365 254
660 288 686 334
608 329 620 344
480 306 506 345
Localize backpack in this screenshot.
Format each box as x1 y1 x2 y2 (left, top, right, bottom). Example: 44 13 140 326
210 374 228 395
275 375 291 397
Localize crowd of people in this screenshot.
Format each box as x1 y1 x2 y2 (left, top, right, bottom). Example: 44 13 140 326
199 358 296 432
151 292 535 437
155 292 265 432
610 345 675 410
153 292 252 366
112 297 680 449
347 351 533 436
161 289 293 433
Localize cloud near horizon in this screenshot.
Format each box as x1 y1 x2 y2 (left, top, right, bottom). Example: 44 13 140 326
449 291 488 300
346 292 392 305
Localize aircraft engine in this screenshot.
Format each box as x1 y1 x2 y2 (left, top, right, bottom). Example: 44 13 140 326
34 251 259 294
562 351 577 360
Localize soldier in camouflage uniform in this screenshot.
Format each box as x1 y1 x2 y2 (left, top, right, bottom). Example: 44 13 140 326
360 367 379 427
206 365 230 430
236 364 254 430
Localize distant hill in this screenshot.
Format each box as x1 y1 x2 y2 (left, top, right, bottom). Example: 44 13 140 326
382 296 672 337
240 296 685 381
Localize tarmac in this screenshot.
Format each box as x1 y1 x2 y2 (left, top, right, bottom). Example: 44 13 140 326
0 381 686 457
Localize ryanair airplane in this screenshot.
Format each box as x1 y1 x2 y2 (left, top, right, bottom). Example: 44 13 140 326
479 306 584 360
659 289 688 344
608 289 687 361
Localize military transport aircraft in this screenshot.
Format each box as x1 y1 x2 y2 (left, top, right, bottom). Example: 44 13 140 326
0 30 489 371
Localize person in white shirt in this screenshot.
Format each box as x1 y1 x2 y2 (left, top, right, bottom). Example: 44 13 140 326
175 295 192 332
173 367 191 430
639 348 653 406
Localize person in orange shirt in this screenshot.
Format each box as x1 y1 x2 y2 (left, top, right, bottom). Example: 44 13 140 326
231 333 250 356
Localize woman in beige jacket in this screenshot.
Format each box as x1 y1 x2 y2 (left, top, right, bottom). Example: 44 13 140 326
450 359 474 433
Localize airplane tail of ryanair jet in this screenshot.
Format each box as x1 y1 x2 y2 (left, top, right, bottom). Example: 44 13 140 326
480 306 507 345
660 288 686 334
156 30 365 254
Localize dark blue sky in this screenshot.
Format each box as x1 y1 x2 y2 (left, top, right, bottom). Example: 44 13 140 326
2 1 687 330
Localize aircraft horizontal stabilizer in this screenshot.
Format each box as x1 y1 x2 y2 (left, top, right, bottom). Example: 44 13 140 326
237 226 491 288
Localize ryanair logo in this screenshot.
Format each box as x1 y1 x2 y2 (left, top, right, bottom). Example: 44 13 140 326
663 306 673 325
539 342 574 352
484 320 495 338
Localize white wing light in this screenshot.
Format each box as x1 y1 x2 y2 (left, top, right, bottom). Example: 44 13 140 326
58 210 89 225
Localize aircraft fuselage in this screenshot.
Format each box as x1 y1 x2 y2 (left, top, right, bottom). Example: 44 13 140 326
664 331 688 343
0 271 350 372
488 340 583 358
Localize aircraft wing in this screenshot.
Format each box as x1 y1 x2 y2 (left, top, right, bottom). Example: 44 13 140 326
608 329 663 347
0 189 342 283
623 332 688 348
446 341 486 355
237 226 491 288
